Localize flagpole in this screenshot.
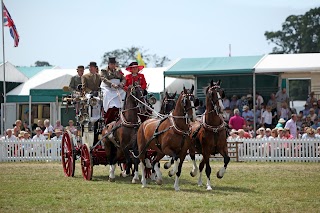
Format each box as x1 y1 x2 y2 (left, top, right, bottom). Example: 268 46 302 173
1 0 7 135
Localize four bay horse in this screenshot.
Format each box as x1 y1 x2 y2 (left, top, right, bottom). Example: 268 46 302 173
102 84 146 182
134 86 196 191
189 80 230 190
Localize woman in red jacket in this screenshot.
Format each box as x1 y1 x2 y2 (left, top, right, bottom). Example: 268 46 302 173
124 62 147 93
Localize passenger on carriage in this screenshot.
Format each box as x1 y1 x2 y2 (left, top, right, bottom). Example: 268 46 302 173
69 65 84 91
100 57 126 124
124 61 147 95
82 62 101 94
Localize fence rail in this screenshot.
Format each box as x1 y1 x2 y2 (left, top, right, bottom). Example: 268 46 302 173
0 139 61 162
0 139 319 163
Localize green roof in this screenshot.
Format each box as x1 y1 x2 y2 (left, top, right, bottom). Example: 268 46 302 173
165 55 264 77
16 66 53 78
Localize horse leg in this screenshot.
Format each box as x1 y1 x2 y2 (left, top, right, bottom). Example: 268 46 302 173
217 146 230 179
108 143 117 182
153 153 165 185
164 157 174 169
198 158 205 186
205 161 212 191
132 144 140 184
140 160 147 188
121 148 132 178
189 144 199 177
173 147 189 191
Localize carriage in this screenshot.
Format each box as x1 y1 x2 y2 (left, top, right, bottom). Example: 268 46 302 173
60 88 157 180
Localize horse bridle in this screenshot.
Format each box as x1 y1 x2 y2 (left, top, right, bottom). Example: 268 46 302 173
181 90 195 118
207 85 224 115
162 96 176 114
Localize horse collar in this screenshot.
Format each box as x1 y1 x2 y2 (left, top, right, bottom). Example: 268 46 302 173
120 111 141 128
201 113 226 133
169 113 190 136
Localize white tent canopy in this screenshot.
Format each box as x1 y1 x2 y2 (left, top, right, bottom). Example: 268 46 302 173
254 53 320 73
0 61 28 82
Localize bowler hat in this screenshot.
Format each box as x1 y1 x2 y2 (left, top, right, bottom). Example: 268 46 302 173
88 62 97 67
108 57 117 64
126 61 144 72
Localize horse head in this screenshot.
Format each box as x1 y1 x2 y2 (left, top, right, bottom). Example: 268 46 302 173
205 80 225 114
126 82 147 113
175 85 196 122
160 91 177 115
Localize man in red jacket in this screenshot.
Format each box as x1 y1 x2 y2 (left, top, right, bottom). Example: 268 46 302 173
124 62 147 93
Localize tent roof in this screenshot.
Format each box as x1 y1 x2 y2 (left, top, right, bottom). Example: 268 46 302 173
16 66 55 78
254 53 320 73
164 55 263 78
7 68 78 96
0 61 28 82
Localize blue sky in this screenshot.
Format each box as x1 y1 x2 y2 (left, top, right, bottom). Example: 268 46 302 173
1 0 319 68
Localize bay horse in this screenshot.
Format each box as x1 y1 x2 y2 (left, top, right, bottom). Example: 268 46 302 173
134 86 196 191
102 83 146 182
189 80 230 190
159 91 177 115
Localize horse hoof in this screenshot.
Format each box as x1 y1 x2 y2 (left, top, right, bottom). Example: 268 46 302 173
207 186 213 191
216 171 223 179
168 171 173 177
156 179 163 185
164 162 170 169
141 185 147 188
190 171 196 177
132 178 139 184
174 187 180 191
109 178 116 182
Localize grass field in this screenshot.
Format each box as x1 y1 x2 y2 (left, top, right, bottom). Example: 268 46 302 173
0 161 320 213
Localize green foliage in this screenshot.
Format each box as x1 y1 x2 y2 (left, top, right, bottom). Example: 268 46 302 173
265 7 320 53
34 61 52 67
101 46 170 68
1 162 320 212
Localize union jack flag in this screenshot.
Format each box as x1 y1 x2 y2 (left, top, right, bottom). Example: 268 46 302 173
3 4 19 47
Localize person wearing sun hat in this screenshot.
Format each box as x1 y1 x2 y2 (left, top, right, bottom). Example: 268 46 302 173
32 127 46 140
124 61 147 93
276 118 286 128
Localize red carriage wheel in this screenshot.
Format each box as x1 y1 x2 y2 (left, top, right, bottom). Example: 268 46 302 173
61 131 75 177
81 144 93 180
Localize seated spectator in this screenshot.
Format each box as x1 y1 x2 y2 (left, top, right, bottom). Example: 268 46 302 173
222 96 230 109
238 96 248 114
302 103 310 117
21 121 31 135
230 95 238 110
277 127 285 138
256 127 265 139
280 102 290 121
271 128 278 138
237 129 252 139
53 120 64 132
306 91 317 109
3 129 17 141
242 105 254 125
246 94 253 109
302 115 313 128
23 132 31 140
311 117 320 129
264 128 274 139
255 92 264 109
302 128 318 139
296 114 303 129
13 120 22 137
52 129 63 140
223 107 232 123
195 100 205 115
283 128 294 139
18 131 25 140
66 120 77 134
276 118 286 128
308 108 317 122
37 119 46 133
228 129 238 140
33 127 46 140
316 127 320 137
229 108 246 130
43 119 54 139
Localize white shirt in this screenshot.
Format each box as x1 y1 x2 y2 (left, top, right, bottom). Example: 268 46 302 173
4 135 17 141
44 125 54 139
262 111 273 125
52 135 63 140
223 98 230 108
33 134 46 140
284 118 297 139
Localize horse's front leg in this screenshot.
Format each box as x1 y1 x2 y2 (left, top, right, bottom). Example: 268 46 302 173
189 141 199 177
108 143 117 182
121 148 132 178
153 153 165 185
205 161 212 191
217 146 230 179
173 148 189 191
132 144 140 184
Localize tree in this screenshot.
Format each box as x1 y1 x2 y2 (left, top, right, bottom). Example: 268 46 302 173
265 7 320 54
34 61 52 67
101 46 170 68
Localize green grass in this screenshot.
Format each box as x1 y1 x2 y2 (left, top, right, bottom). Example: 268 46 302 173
0 161 320 213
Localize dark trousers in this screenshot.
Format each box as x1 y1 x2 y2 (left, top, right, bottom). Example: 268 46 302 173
104 107 120 125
